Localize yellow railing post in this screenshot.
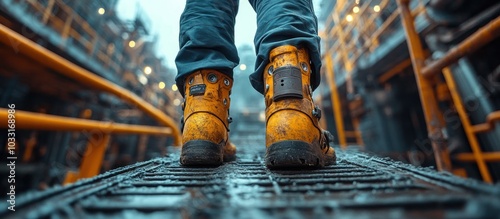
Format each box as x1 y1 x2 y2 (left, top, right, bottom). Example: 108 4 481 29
77 133 111 179
324 54 347 148
397 0 452 172
42 0 55 24
61 13 73 39
63 171 79 185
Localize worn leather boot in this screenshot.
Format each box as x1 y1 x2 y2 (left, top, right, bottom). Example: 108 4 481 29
180 70 236 166
263 45 336 168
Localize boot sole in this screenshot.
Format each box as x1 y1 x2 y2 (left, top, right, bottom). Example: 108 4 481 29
265 140 334 169
180 140 224 166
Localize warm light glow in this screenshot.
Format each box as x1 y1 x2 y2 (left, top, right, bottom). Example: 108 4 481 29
173 99 181 106
171 84 178 91
355 0 360 4
128 40 136 48
138 75 148 85
374 5 381 12
353 6 359 13
144 66 152 75
98 8 105 15
158 82 165 89
239 64 247 71
346 14 353 22
258 111 266 122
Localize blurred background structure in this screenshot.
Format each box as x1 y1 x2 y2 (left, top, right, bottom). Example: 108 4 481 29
0 0 183 191
0 0 499 202
317 0 500 183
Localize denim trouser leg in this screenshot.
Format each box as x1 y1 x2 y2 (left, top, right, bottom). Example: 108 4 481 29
248 0 322 94
175 0 240 96
175 0 321 95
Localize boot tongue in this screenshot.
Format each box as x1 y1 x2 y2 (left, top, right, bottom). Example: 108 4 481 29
192 73 204 85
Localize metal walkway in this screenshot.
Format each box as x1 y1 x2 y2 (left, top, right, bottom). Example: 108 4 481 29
3 139 500 219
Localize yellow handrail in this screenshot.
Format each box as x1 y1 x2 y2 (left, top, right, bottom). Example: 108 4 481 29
0 109 172 135
0 23 181 145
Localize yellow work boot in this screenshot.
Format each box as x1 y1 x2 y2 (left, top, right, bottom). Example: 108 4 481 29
180 70 236 166
263 45 336 168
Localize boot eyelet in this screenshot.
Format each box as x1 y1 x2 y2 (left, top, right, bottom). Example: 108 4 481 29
312 105 322 120
224 78 230 86
208 73 218 83
301 62 308 72
265 84 270 93
223 98 227 105
188 77 194 85
268 66 274 75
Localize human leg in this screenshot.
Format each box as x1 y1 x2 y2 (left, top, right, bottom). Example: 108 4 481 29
175 0 239 165
248 0 336 168
248 0 322 94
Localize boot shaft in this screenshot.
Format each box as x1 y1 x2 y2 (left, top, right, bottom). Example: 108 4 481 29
264 45 314 108
180 70 236 165
183 70 233 131
263 45 335 168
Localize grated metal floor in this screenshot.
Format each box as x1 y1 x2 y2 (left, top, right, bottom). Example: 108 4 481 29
2 137 500 219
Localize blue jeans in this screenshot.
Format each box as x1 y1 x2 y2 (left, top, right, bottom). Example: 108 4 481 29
175 0 321 95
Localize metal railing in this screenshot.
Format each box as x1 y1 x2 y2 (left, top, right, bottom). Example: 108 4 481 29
320 0 425 148
0 23 181 184
321 0 500 182
22 0 124 74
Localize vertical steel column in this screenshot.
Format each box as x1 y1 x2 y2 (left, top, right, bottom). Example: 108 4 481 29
397 0 452 171
331 8 363 145
325 54 347 148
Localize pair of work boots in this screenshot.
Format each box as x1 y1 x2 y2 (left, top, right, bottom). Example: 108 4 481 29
180 45 336 168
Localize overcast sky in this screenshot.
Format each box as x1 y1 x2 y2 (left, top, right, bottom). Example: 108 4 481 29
116 0 322 71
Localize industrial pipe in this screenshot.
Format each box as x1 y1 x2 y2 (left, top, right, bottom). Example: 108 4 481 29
422 16 500 77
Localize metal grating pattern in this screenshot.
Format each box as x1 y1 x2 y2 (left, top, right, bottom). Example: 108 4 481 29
2 142 500 219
